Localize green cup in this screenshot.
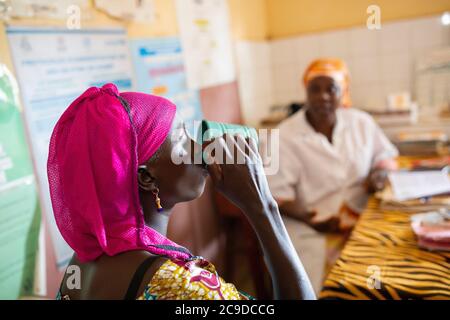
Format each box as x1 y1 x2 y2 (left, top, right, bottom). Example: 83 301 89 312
200 120 258 142
198 120 259 167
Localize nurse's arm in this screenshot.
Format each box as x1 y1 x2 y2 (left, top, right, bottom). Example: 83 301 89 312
277 199 341 233
366 158 398 193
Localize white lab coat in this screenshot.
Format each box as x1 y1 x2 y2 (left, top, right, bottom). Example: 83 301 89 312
265 108 398 293
267 107 398 221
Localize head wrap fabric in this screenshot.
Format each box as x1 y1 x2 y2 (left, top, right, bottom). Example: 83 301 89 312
303 58 351 108
47 83 192 263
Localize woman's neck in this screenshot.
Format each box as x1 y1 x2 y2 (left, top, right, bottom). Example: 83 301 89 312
305 108 336 143
145 209 170 235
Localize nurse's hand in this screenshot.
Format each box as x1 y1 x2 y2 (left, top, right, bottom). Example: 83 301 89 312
367 168 389 193
308 212 341 233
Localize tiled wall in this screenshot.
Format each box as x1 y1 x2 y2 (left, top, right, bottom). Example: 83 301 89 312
235 15 450 127
235 42 273 127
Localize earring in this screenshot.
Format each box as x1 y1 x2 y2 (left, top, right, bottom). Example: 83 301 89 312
152 188 163 212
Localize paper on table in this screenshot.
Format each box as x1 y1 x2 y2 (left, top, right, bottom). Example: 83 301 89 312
389 170 450 201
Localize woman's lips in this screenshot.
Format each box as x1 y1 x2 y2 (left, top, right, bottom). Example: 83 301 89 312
316 107 333 114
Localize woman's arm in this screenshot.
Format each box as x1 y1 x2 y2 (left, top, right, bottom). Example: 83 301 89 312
246 200 316 299
206 135 316 300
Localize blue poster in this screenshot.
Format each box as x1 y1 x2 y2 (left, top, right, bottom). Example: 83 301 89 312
130 38 203 126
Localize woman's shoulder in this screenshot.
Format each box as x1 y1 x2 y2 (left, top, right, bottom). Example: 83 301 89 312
58 252 167 300
340 107 372 119
279 109 307 130
339 108 377 128
278 110 313 141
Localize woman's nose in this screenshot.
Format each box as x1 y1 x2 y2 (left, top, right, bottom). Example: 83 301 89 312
321 90 332 99
318 91 332 102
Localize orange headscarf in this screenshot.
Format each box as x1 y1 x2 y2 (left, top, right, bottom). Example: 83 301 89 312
303 58 351 108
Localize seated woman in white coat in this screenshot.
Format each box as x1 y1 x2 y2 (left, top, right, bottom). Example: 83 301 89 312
266 58 398 291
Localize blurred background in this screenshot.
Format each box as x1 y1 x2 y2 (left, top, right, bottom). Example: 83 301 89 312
0 0 449 299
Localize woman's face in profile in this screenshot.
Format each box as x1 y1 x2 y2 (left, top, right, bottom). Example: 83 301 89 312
306 76 342 119
147 116 208 206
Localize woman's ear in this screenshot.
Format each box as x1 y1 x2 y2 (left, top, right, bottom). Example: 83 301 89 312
138 166 158 192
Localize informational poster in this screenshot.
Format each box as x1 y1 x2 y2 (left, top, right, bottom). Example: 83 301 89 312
175 0 236 89
130 37 203 134
7 27 134 268
0 64 40 299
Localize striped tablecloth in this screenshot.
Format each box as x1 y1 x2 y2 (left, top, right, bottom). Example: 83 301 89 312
319 197 450 300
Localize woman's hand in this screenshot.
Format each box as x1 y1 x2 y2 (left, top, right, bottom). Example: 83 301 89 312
205 134 316 300
205 134 276 215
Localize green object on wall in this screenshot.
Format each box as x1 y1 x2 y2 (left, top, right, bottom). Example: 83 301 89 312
0 65 41 299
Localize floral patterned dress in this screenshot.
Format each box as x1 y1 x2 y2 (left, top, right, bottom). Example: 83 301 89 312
57 257 252 300
138 258 252 300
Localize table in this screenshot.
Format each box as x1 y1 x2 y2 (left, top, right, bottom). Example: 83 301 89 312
319 197 450 300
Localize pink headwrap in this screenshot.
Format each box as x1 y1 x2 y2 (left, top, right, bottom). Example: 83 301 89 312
47 83 192 262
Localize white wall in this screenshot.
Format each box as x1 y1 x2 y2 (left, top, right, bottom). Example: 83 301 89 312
235 15 450 127
235 41 273 127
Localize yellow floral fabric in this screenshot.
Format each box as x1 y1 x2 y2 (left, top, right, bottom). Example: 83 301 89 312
138 258 251 300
